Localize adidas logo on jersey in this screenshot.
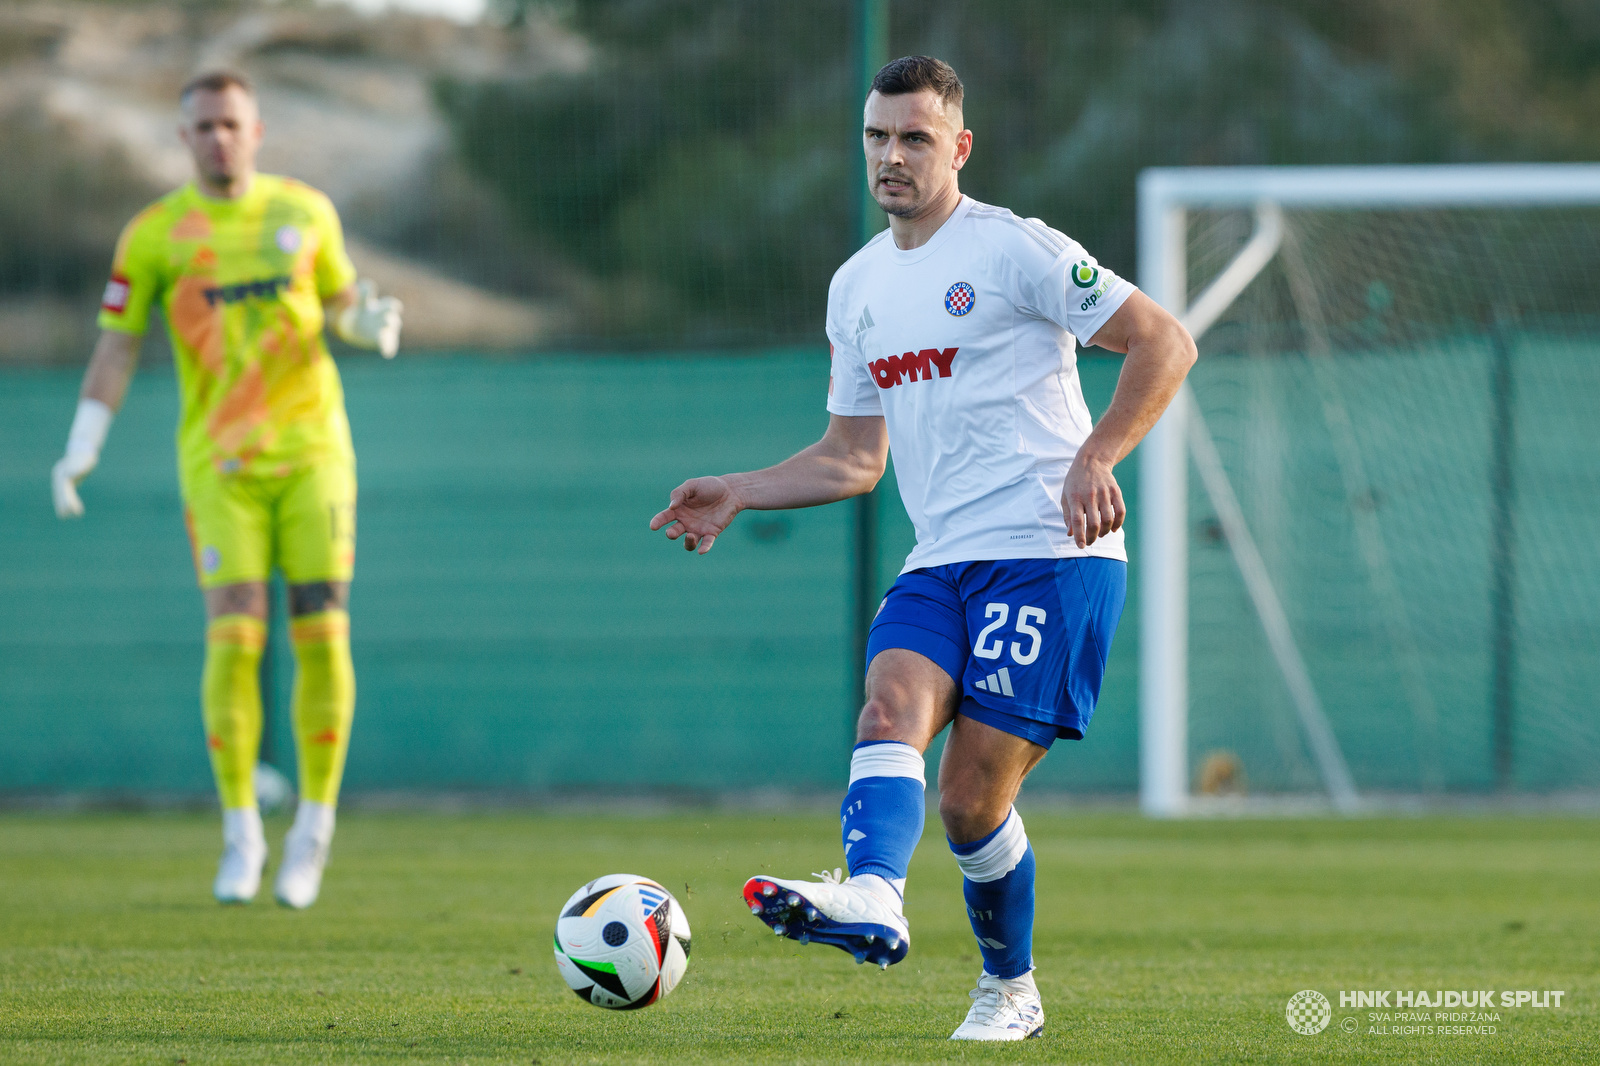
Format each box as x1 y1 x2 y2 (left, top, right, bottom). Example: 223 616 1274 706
974 667 1014 697
856 306 875 335
869 347 958 390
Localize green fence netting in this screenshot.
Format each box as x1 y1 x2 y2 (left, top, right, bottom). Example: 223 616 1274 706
0 354 1140 797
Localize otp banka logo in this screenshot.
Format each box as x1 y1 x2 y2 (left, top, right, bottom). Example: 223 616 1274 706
870 347 958 390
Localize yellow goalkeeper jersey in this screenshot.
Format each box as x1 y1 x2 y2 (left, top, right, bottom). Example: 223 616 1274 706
98 175 359 482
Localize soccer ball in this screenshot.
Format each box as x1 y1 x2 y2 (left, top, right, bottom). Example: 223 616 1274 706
252 762 294 814
553 874 691 1010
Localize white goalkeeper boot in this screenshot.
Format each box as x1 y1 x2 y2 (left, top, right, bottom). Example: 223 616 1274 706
214 807 267 904
274 800 335 909
743 869 910 968
949 970 1045 1040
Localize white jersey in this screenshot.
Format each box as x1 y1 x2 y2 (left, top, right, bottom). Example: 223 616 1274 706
825 195 1136 573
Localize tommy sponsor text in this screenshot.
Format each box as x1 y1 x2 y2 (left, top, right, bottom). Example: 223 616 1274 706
870 346 958 390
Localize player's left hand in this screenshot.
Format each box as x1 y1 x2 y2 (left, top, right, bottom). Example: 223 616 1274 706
51 451 96 518
336 279 403 358
1061 451 1125 548
650 476 741 554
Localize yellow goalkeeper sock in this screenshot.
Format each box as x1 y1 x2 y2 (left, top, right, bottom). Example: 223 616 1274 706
290 611 355 806
202 614 267 810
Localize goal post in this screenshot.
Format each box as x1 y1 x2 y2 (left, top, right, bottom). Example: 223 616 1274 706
1136 164 1600 816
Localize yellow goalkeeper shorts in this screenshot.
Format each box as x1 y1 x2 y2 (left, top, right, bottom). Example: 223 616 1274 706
182 459 356 588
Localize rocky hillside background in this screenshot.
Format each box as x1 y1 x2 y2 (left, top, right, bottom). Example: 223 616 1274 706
2 0 1598 360
0 0 583 361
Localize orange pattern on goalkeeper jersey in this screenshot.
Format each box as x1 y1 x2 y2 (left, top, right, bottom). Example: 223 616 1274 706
98 175 358 482
170 208 211 242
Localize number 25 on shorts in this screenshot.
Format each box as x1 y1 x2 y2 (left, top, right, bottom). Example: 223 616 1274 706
973 603 1046 665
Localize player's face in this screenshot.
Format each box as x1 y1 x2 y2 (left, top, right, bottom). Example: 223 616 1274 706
863 90 971 218
179 87 263 190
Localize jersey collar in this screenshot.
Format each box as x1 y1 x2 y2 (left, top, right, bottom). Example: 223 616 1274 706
184 175 268 212
884 195 975 267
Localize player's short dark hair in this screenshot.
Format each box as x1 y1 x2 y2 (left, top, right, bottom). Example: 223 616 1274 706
179 70 255 104
870 55 964 112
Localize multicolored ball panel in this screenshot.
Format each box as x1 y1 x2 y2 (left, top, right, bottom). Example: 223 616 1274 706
552 874 691 1010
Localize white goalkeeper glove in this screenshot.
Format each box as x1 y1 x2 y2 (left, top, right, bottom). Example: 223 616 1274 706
52 398 113 519
335 279 403 359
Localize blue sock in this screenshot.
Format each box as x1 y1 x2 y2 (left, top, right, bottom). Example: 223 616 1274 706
839 741 926 899
950 808 1035 978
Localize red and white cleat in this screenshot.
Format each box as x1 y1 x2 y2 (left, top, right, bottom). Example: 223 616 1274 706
742 868 910 968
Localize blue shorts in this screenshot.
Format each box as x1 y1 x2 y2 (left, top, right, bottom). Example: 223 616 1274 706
865 558 1127 748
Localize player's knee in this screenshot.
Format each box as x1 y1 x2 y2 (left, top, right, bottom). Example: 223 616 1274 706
937 789 981 841
855 689 933 744
205 582 267 620
288 581 349 616
855 696 902 742
937 782 1008 844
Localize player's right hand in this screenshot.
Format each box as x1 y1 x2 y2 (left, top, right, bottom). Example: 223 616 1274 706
1061 449 1125 548
650 476 741 554
51 450 97 519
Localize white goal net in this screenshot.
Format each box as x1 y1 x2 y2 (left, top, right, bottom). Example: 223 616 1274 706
1137 166 1600 814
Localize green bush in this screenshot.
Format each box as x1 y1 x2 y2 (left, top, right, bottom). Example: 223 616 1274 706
440 0 1600 347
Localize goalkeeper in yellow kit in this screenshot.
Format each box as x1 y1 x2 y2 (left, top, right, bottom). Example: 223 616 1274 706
50 71 402 908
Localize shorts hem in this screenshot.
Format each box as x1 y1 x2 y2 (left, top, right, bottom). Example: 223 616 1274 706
197 563 354 588
959 695 1084 749
865 621 966 684
198 570 273 590
279 569 355 587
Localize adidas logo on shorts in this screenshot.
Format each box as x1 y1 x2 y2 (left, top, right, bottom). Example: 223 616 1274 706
974 667 1014 697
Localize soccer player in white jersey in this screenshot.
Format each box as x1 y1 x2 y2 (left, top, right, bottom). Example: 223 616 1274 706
650 56 1196 1040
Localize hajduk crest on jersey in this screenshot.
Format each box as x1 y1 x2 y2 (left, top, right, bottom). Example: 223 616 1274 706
944 281 975 316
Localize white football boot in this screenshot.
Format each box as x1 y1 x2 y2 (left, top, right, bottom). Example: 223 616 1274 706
274 800 335 909
214 807 267 904
949 970 1045 1040
742 868 910 968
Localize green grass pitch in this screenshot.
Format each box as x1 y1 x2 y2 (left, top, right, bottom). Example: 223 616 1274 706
1 810 1595 1064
